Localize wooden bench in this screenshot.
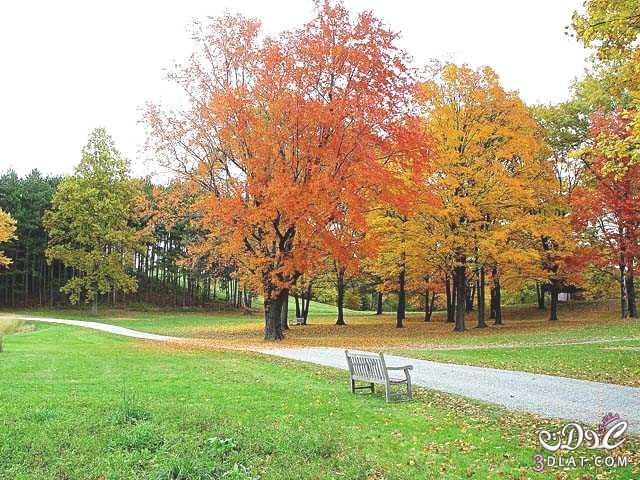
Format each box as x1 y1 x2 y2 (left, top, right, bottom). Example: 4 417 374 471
344 350 413 402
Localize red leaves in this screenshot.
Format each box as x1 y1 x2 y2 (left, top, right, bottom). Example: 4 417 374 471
571 109 640 268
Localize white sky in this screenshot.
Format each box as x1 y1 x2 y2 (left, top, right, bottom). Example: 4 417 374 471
0 0 588 178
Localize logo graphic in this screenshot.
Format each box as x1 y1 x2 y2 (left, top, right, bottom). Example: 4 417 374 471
531 414 630 472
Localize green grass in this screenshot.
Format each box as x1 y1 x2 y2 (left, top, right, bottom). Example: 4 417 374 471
426 321 640 347
6 299 640 346
0 297 369 335
2 323 638 479
400 342 640 387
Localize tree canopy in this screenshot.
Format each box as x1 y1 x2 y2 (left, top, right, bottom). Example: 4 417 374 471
44 128 144 313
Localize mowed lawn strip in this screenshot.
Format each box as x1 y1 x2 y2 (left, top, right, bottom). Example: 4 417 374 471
2 324 638 479
4 302 640 349
399 343 640 387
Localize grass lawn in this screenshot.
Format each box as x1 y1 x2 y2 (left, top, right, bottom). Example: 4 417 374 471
400 342 640 387
3 301 640 388
1 323 638 479
5 301 640 349
0 297 368 340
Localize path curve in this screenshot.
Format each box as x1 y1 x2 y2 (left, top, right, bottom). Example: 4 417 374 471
12 316 179 342
10 315 640 435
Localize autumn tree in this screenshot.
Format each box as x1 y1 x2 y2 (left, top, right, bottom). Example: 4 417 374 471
145 2 418 340
572 109 640 318
406 203 453 322
0 209 16 268
417 63 545 331
572 0 640 70
572 0 640 176
520 176 576 322
325 209 373 326
367 208 411 328
44 129 144 314
566 1 640 317
366 151 429 328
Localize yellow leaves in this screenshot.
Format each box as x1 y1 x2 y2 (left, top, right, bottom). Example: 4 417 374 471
0 208 17 268
422 63 542 180
572 0 640 64
413 63 550 278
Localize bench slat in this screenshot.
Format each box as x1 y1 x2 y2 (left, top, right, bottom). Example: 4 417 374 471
345 350 413 403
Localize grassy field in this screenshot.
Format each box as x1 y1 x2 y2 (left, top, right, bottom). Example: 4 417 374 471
3 301 640 387
0 298 368 340
401 341 640 387
1 322 638 479
6 301 640 348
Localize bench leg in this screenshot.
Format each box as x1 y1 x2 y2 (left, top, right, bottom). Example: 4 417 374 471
406 375 413 401
351 381 376 394
384 383 391 403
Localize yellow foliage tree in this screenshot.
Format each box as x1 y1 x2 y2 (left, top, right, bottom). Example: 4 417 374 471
416 63 546 331
0 208 17 268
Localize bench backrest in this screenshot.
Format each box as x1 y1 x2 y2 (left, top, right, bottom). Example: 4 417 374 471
345 350 389 383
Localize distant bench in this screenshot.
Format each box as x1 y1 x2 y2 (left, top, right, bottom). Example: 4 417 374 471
344 350 413 402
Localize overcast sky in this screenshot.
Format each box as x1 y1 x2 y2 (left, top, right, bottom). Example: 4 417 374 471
0 0 588 178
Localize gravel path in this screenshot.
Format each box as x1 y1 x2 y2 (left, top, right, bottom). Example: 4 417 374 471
12 316 640 434
258 346 640 435
12 316 179 342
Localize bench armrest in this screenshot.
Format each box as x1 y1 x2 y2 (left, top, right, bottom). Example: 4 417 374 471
387 365 413 371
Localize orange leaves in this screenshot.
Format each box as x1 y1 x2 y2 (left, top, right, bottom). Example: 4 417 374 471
144 1 423 307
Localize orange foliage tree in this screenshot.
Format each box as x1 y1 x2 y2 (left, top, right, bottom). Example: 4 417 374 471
145 1 420 339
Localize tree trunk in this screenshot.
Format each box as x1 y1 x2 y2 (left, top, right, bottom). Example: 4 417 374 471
396 268 405 328
24 243 29 307
376 291 383 315
549 279 559 321
619 263 629 319
294 294 301 319
536 282 546 309
453 264 466 332
476 266 486 328
336 269 346 326
489 286 496 320
424 287 430 322
302 283 312 324
425 291 436 322
466 280 475 312
626 262 638 319
91 296 98 316
452 271 458 320
264 289 286 340
492 267 502 325
445 275 454 323
281 289 289 330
